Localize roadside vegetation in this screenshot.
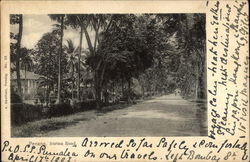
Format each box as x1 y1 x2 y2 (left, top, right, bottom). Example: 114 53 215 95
10 14 206 131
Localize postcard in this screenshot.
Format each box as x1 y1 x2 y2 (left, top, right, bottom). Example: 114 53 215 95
1 0 249 161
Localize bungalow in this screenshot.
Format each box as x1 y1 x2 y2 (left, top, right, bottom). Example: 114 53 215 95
11 70 43 100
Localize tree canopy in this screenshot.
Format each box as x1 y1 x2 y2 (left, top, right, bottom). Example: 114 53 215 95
10 13 206 108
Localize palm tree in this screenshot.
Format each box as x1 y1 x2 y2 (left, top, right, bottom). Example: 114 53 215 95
10 14 23 100
20 48 33 78
66 15 90 102
65 39 87 101
64 39 78 101
82 14 113 109
66 14 113 107
20 48 33 99
48 14 65 104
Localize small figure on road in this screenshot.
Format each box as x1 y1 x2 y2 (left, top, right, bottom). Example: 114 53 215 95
174 88 180 96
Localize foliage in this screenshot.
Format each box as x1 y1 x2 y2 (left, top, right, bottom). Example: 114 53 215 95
85 14 158 106
34 32 62 83
137 14 206 99
47 103 73 117
33 32 69 104
20 48 34 73
74 100 97 112
10 13 206 110
11 93 22 103
11 103 43 125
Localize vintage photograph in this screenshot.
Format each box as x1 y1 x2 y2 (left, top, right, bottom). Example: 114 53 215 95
10 14 207 137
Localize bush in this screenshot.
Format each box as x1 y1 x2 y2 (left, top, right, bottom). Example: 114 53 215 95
11 102 76 125
122 89 141 101
74 100 97 112
11 103 43 125
47 103 73 118
11 93 22 103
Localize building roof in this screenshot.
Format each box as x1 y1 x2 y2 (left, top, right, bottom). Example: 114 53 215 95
11 70 43 80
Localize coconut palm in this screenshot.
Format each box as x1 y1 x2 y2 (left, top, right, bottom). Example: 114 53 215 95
20 48 33 78
64 39 87 101
48 14 65 104
65 15 91 101
19 48 33 99
82 14 113 109
64 39 78 101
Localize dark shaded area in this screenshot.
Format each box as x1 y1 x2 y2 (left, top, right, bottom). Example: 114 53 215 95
195 103 207 136
11 94 139 126
39 121 78 132
11 103 43 125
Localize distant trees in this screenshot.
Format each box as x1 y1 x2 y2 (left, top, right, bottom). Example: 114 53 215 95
171 14 206 99
136 14 206 99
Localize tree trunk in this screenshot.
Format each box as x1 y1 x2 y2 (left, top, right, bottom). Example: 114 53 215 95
72 78 74 101
103 85 109 105
142 84 145 98
46 74 49 106
77 26 83 101
198 61 206 99
200 48 206 99
57 15 64 104
95 77 102 110
93 23 100 52
195 61 199 100
127 78 131 103
16 14 23 101
24 65 27 99
121 77 124 97
95 62 108 109
24 66 27 79
83 27 94 55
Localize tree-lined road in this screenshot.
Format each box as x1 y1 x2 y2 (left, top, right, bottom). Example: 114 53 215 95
41 94 207 137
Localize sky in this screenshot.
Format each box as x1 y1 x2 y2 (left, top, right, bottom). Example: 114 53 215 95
11 15 94 50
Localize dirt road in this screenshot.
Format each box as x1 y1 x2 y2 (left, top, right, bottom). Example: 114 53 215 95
42 94 207 137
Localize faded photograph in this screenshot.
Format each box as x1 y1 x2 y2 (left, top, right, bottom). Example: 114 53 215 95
10 14 207 137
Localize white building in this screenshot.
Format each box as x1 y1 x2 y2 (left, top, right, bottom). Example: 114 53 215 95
11 70 42 100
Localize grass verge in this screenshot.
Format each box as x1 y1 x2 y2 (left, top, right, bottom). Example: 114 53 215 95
11 102 142 137
11 112 94 137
